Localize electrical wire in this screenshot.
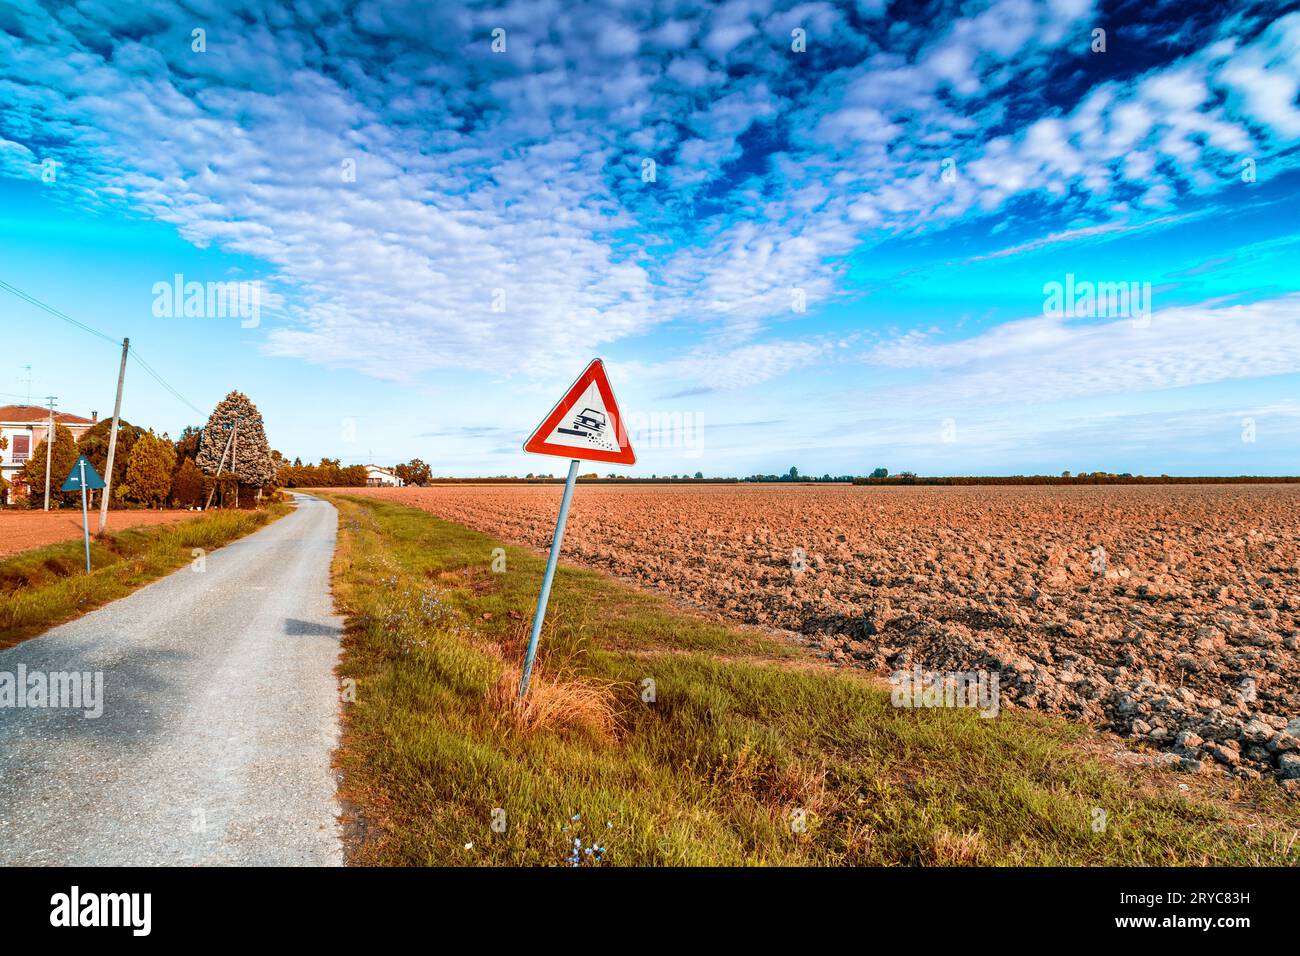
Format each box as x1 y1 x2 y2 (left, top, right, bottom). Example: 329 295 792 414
0 277 204 416
128 349 203 415
0 278 118 346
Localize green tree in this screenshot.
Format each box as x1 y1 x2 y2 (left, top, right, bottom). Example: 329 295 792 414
393 458 432 486
126 431 177 507
20 423 79 508
196 391 276 505
170 457 205 508
340 464 369 485
788 466 799 480
78 417 148 504
870 467 889 479
173 424 203 463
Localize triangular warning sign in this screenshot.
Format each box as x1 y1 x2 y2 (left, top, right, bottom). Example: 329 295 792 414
523 358 636 465
61 455 106 492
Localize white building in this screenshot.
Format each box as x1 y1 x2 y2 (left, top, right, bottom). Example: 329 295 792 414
364 464 403 487
1 404 98 504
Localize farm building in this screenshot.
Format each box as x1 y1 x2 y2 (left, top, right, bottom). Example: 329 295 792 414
364 464 403 487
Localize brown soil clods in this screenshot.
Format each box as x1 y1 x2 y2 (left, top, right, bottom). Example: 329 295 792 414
353 483 1300 786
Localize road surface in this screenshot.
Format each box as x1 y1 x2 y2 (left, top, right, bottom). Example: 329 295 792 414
0 494 343 865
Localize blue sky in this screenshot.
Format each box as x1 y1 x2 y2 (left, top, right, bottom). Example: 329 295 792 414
1 0 1298 476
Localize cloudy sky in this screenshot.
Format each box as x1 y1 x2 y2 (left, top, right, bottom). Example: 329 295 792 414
1 0 1298 476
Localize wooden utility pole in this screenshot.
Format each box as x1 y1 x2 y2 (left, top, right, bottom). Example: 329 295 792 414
42 395 57 511
203 420 237 511
98 337 129 533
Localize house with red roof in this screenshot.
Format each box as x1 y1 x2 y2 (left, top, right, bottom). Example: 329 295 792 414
0 404 98 504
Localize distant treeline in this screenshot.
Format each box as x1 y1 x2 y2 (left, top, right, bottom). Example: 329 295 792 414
275 464 1300 488
279 459 370 487
851 475 1300 486
399 474 1300 486
422 476 743 484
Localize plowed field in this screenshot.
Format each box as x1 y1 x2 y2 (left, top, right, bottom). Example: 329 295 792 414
345 483 1300 785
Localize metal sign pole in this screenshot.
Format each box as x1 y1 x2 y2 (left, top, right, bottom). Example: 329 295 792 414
79 458 90 574
518 458 580 698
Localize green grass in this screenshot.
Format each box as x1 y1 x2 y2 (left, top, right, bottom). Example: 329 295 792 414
0 503 291 648
326 493 1300 867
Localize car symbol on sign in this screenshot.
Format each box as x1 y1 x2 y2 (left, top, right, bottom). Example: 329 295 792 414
559 407 606 437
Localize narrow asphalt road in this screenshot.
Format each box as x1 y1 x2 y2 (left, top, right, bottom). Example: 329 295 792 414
0 494 344 865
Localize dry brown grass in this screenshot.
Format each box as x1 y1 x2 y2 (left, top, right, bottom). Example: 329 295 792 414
487 659 623 738
468 610 625 739
476 622 624 739
930 828 988 865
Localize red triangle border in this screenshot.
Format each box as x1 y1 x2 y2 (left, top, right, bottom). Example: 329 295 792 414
523 358 636 465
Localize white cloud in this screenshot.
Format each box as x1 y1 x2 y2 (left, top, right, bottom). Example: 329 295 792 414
623 339 835 393
864 293 1300 406
1 1 1297 393
665 56 724 88
1218 12 1300 139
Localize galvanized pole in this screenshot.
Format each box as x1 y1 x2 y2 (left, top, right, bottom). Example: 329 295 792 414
98 337 129 533
518 458 580 698
79 458 91 573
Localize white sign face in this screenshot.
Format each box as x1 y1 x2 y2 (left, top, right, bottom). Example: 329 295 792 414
536 380 620 454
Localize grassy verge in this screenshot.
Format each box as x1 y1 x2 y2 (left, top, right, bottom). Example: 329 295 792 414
327 493 1300 866
0 503 292 648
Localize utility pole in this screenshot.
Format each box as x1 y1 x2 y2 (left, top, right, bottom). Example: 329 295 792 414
98 337 129 533
232 421 239 509
42 395 57 511
204 419 238 511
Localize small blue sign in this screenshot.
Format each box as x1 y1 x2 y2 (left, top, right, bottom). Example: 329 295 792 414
62 455 106 492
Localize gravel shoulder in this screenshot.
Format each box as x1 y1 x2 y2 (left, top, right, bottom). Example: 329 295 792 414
0 493 343 865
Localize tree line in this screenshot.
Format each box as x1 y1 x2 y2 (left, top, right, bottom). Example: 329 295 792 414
276 457 433 488
8 390 278 509
851 473 1300 485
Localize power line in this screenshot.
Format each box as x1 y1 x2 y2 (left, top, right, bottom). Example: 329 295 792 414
0 278 118 346
129 349 203 415
0 277 203 417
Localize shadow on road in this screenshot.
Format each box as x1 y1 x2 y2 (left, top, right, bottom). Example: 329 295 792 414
283 618 341 638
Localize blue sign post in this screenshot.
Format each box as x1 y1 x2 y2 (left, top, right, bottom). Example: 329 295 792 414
62 455 106 574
